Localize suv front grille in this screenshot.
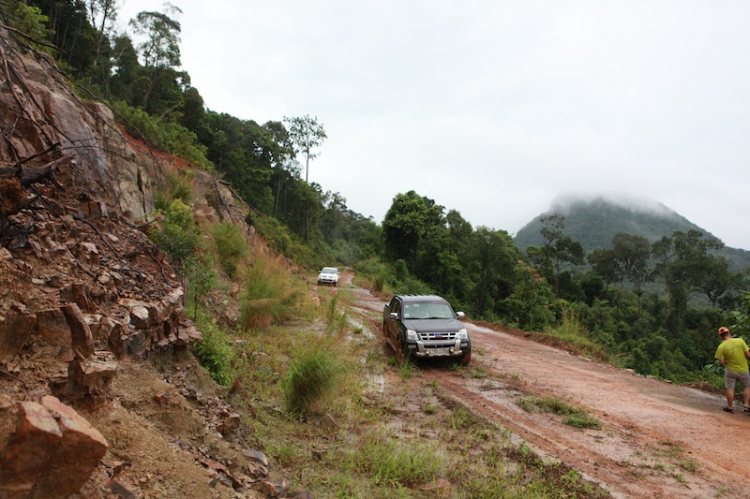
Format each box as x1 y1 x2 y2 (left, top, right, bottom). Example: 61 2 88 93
419 332 457 341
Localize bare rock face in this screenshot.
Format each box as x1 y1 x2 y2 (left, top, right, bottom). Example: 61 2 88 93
0 310 37 363
0 396 108 499
36 308 74 361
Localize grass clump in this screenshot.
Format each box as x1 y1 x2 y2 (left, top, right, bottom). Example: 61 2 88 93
210 221 248 278
283 349 339 418
349 432 444 487
398 359 417 379
240 253 305 330
518 396 602 430
564 412 602 429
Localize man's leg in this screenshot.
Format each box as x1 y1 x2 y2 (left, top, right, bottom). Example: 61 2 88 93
726 388 735 409
743 385 750 409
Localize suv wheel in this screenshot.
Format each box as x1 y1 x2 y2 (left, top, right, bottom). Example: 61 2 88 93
459 348 471 366
399 334 412 361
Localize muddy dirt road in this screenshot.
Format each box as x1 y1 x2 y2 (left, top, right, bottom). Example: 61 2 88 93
345 275 750 499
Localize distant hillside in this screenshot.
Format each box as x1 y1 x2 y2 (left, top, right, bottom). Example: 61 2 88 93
514 195 750 272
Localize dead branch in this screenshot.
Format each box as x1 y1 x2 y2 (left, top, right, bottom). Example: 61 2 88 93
0 368 26 386
11 142 60 170
0 153 73 188
148 246 170 283
0 23 63 52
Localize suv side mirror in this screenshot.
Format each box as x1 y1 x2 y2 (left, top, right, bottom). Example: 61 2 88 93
389 312 398 320
456 311 465 319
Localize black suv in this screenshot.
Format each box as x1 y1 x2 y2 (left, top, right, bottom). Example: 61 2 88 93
382 295 471 364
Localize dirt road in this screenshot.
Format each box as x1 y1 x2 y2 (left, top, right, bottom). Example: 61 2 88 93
346 276 750 499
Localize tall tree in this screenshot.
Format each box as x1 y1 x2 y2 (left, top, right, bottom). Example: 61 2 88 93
652 230 724 336
283 115 326 183
590 233 651 318
528 214 585 295
382 191 444 268
128 4 181 69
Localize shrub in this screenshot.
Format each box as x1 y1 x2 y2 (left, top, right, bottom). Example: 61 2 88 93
210 221 248 278
193 312 234 386
283 349 339 417
184 254 217 320
151 199 199 264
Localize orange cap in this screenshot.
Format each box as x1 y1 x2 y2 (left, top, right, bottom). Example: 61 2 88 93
718 326 730 336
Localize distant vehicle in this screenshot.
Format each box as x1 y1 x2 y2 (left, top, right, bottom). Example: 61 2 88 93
382 294 471 364
317 267 339 286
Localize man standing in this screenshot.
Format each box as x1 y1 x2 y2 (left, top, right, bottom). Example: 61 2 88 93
714 326 750 413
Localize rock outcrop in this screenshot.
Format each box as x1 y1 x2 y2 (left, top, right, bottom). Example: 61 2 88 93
0 24 256 497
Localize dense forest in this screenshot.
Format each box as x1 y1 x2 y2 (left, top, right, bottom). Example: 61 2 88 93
5 0 750 387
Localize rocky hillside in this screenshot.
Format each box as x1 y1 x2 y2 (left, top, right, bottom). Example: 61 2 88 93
0 25 284 498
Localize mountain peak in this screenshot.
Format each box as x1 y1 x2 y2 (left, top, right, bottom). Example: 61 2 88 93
514 194 706 253
549 193 678 219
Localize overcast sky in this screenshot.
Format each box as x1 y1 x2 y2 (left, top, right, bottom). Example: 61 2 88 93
119 1 750 250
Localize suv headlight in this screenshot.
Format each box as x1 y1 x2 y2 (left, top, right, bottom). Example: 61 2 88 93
456 328 468 340
406 329 418 341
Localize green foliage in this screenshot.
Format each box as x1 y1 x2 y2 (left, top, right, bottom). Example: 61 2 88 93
154 171 194 210
4 2 50 44
252 214 316 268
730 291 750 336
239 253 304 330
546 305 607 358
151 199 199 264
193 312 234 386
503 261 555 331
183 253 217 320
283 349 339 417
210 221 248 278
112 101 211 169
283 115 327 182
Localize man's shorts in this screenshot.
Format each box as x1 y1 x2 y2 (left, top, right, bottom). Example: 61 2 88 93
725 368 750 390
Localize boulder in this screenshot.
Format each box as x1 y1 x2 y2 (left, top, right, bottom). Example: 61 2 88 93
30 395 108 498
0 401 62 499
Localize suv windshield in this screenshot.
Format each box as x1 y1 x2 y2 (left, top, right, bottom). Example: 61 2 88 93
403 302 454 320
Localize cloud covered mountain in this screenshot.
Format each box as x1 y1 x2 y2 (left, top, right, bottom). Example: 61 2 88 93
514 194 750 272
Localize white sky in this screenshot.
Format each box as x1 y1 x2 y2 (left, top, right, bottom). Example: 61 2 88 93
118 1 750 250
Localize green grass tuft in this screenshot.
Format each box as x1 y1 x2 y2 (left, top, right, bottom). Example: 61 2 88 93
283 350 339 417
